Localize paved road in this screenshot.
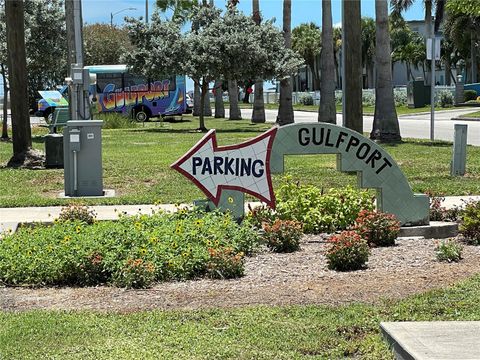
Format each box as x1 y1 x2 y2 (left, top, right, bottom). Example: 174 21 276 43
227 108 480 145
3 107 479 145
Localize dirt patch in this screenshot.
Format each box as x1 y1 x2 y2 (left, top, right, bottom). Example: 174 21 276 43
2 236 480 312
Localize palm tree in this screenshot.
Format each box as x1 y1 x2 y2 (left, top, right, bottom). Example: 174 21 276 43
318 0 336 123
292 23 321 90
227 0 242 120
277 0 294 125
342 0 362 133
391 0 447 85
333 26 342 88
370 0 401 142
251 0 265 123
214 80 225 118
361 17 376 88
5 0 33 165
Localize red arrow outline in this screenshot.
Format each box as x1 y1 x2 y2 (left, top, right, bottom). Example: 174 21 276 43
171 127 278 208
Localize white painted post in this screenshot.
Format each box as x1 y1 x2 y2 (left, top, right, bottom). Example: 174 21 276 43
451 124 468 176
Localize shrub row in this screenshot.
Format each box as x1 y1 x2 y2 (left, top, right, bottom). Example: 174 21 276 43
0 209 260 288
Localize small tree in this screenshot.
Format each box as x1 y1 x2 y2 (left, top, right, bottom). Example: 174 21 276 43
84 24 132 66
292 22 321 90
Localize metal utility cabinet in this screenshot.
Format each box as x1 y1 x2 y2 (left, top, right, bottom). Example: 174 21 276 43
63 120 104 196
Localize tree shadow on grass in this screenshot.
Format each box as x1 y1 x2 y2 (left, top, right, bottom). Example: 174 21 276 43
126 124 271 135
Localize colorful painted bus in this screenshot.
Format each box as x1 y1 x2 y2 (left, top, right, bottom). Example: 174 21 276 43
37 65 187 122
89 65 187 122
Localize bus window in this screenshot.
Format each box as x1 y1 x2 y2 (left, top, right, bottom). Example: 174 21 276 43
124 74 149 91
97 73 123 93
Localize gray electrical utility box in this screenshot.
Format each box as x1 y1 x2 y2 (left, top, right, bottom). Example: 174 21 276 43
63 120 104 196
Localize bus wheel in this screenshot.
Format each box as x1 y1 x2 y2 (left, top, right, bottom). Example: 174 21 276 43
132 107 150 122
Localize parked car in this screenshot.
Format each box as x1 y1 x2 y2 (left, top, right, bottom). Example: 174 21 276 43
185 93 193 114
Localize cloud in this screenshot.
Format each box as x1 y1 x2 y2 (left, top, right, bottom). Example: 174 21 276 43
333 22 342 28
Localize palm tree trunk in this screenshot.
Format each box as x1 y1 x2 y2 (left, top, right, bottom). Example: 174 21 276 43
370 0 401 142
277 0 294 125
1 64 9 140
471 30 478 83
318 0 336 123
251 0 266 123
214 80 225 118
193 80 201 116
228 80 242 120
342 0 363 132
5 0 32 163
203 87 212 116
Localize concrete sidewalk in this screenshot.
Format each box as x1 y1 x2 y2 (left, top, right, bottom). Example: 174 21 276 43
1 195 479 235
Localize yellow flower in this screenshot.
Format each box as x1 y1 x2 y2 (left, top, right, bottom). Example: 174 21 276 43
195 219 204 227
182 252 189 257
140 248 147 255
171 242 178 249
175 226 182 234
26 250 32 257
134 222 142 230
167 260 174 267
149 236 159 244
62 235 72 244
227 197 234 204
76 225 81 234
47 245 53 253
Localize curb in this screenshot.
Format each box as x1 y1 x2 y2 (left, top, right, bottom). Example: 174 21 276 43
399 221 458 239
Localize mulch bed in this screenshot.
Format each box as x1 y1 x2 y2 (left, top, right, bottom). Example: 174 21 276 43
2 236 480 312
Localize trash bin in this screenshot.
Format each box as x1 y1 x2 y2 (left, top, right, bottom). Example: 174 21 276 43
45 133 64 168
407 79 427 108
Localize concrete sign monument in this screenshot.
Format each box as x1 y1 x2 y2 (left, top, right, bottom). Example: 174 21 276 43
172 123 429 226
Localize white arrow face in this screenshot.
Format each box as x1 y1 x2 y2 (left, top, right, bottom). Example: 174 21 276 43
172 128 277 207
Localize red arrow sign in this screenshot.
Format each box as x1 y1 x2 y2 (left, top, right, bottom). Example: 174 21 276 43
171 127 278 208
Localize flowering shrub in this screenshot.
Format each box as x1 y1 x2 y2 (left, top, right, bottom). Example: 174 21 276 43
262 219 303 253
57 203 96 224
206 247 244 279
435 239 463 263
298 92 314 105
325 231 369 271
459 200 480 245
353 210 400 247
112 258 156 288
436 90 453 108
0 209 260 287
362 91 375 107
275 176 374 233
393 88 407 107
427 192 461 222
246 204 276 230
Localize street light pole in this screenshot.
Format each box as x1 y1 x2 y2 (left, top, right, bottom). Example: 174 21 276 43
110 7 137 27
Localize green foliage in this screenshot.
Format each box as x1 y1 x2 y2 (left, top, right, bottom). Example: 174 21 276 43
362 91 375 106
325 230 370 271
464 90 478 102
446 0 480 16
297 92 314 105
84 24 132 66
459 200 480 245
353 210 400 247
275 176 374 234
245 204 276 230
262 219 303 253
156 0 196 22
205 247 244 279
24 0 67 107
394 89 408 107
57 203 96 225
292 22 321 74
97 112 138 129
0 209 260 287
435 238 463 263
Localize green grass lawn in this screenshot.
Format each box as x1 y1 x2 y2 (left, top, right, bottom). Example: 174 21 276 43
3 273 480 359
462 110 480 118
1 116 480 207
235 102 460 115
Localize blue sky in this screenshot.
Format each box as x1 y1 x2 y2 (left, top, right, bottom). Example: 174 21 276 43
0 0 427 96
83 0 427 27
